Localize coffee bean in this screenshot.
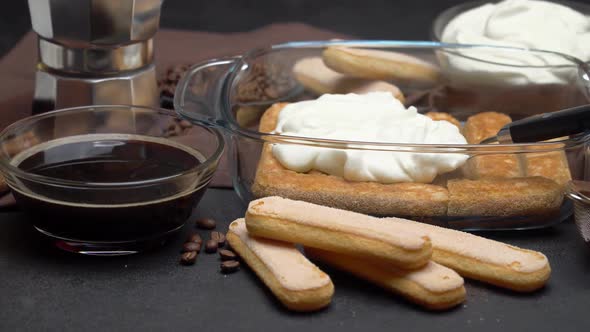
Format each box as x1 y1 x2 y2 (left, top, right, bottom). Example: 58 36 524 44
211 231 226 247
182 242 201 253
220 260 240 273
205 239 218 253
196 218 216 230
180 251 197 265
187 233 202 244
219 249 237 261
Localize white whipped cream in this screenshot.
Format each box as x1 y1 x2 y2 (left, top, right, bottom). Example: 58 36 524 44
441 0 590 85
271 93 467 184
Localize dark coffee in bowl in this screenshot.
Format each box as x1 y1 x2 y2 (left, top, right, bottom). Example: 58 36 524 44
10 134 209 244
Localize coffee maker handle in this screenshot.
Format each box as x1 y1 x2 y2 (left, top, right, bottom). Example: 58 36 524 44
174 56 241 128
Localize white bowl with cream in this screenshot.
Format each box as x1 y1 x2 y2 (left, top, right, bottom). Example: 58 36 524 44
433 0 590 116
434 0 590 86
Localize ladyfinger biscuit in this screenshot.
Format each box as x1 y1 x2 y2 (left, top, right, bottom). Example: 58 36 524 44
447 177 563 217
522 140 571 187
463 112 524 179
245 196 432 269
322 47 440 87
306 248 466 310
292 57 405 102
463 112 512 144
383 217 551 292
252 103 449 217
425 111 461 128
227 218 334 312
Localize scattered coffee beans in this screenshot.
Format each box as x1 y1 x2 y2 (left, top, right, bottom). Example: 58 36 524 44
178 222 240 275
211 231 226 247
180 251 197 265
236 63 296 103
205 239 218 253
219 249 237 261
196 218 216 230
220 260 240 274
158 64 190 98
182 242 201 253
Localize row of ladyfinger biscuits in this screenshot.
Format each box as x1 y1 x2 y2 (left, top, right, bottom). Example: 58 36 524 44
462 111 571 186
338 44 574 189
437 111 570 217
293 45 444 106
289 48 570 217
227 196 551 312
296 46 572 188
252 103 567 218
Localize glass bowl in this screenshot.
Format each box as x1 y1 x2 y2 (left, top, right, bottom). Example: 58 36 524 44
0 105 224 255
174 40 590 231
431 0 590 42
431 1 590 118
565 180 590 246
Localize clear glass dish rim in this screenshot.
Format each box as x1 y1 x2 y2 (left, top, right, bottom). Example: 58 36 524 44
0 105 225 188
193 39 590 153
431 0 590 41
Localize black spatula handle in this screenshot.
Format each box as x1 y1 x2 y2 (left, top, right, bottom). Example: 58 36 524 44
502 104 590 143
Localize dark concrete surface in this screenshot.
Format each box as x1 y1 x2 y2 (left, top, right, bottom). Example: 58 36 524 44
2 1 589 331
1 189 590 331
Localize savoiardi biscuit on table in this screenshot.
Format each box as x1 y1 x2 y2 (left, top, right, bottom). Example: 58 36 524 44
252 103 450 217
245 196 433 269
292 57 406 102
306 248 466 310
382 217 552 292
322 46 440 87
227 218 334 312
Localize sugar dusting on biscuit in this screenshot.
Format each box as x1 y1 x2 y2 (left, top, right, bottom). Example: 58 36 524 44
229 218 331 291
384 218 549 274
248 196 430 250
395 261 465 293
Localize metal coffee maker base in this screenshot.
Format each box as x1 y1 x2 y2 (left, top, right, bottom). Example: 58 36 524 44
28 0 164 113
33 65 158 114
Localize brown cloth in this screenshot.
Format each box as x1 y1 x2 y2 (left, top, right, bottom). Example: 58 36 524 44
0 23 348 192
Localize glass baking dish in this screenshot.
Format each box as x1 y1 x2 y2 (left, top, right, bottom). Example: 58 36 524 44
174 40 590 231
